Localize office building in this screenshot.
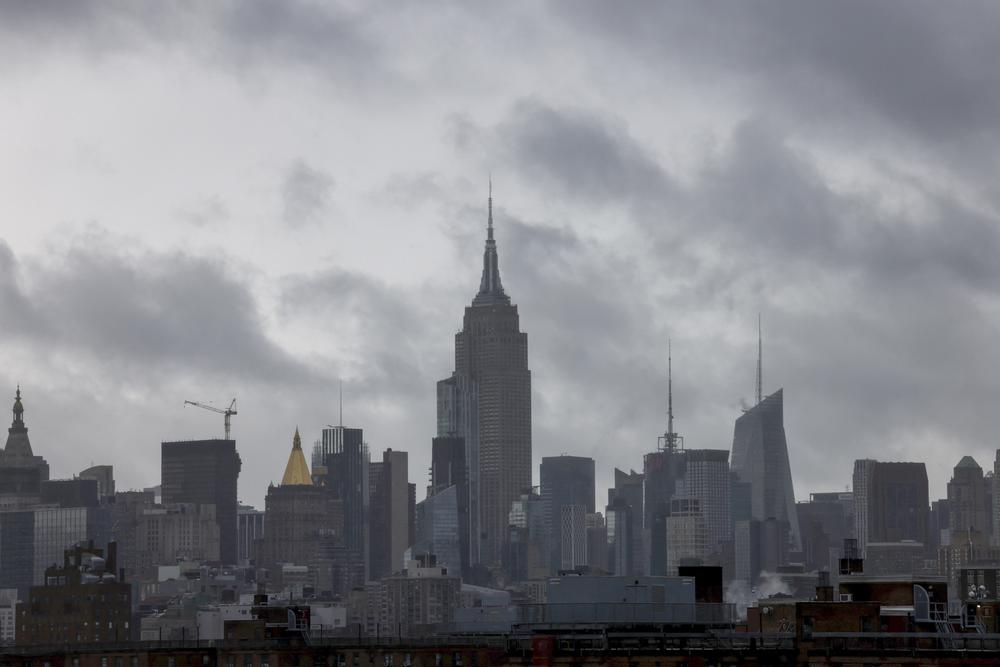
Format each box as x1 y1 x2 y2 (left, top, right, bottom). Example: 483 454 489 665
730 389 800 553
237 504 264 566
369 449 411 579
853 459 877 555
111 492 218 579
40 478 99 507
324 425 369 580
78 465 115 504
643 447 687 574
864 541 927 576
161 439 241 564
430 435 469 573
605 497 634 577
586 512 608 573
855 461 929 548
677 449 732 556
541 455 595 573
607 468 644 575
559 504 587 570
503 489 547 582
664 497 708 575
411 485 461 574
994 450 1000 547
947 456 991 543
796 492 853 572
436 189 532 566
929 498 951 548
381 557 462 636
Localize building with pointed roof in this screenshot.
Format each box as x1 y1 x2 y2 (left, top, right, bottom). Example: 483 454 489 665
257 430 343 593
730 389 800 554
281 428 312 486
436 185 532 568
729 325 800 559
0 387 50 509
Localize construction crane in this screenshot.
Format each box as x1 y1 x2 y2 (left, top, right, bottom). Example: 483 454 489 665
184 398 237 440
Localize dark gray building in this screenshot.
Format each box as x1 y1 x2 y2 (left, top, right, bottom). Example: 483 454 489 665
796 492 853 572
947 456 991 543
430 435 469 573
865 461 929 545
607 468 644 576
412 485 461 574
368 448 411 579
436 189 531 566
730 389 800 552
323 425 368 580
78 465 115 503
40 479 99 508
541 455 595 573
161 439 241 564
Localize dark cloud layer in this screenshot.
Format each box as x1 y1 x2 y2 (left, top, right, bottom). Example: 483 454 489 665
4 1 1000 503
0 235 309 383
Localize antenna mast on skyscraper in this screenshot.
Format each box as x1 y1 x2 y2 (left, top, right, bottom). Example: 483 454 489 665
339 380 343 427
756 313 763 405
667 339 674 443
659 339 681 452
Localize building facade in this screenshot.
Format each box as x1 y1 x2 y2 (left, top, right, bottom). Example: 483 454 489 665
323 426 368 581
540 455 595 574
161 439 241 564
729 389 800 552
0 388 50 510
436 191 531 566
369 449 410 579
258 430 343 590
947 456 991 544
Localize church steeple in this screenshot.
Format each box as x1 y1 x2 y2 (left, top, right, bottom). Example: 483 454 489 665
473 180 511 306
280 427 312 486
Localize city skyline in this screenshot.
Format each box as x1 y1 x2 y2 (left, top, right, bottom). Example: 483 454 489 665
3 3 1000 508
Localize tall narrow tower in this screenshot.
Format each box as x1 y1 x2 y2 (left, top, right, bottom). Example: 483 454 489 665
437 185 532 567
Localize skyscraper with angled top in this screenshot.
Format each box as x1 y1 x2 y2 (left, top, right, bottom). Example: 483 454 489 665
729 324 800 555
437 184 531 567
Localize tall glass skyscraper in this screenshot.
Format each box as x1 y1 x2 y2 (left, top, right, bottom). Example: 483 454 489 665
437 188 531 566
730 389 800 552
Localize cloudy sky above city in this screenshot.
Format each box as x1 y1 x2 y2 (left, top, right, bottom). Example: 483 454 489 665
2 1 999 506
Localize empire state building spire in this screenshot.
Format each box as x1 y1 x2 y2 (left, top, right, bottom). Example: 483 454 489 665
473 179 510 306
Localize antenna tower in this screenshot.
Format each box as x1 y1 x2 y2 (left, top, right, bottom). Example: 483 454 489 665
756 313 763 405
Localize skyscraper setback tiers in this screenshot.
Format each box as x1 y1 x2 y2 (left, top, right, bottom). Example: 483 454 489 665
436 189 532 567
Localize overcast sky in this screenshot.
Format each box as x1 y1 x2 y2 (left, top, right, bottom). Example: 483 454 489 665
2 1 1000 508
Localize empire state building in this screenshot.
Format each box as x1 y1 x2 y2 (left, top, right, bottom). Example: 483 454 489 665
437 187 532 568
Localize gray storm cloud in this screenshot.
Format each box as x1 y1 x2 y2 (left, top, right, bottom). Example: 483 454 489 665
1 1 999 504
